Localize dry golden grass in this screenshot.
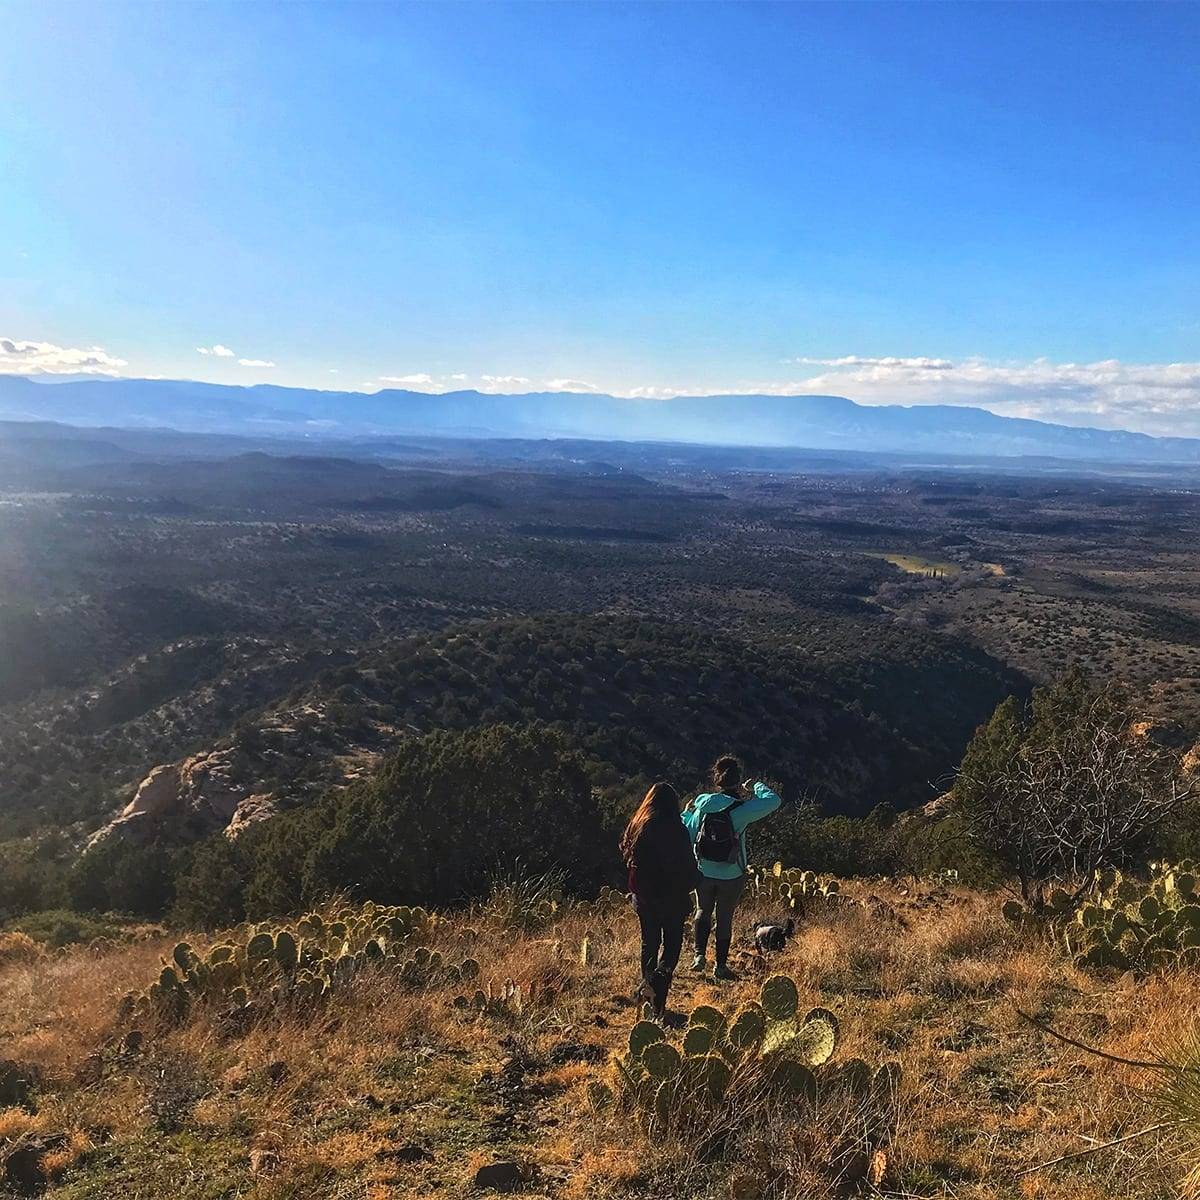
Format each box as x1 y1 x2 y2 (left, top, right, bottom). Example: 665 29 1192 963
0 882 1194 1199
0 932 42 970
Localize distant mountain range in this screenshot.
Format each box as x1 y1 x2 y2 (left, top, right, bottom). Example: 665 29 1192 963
2 373 1199 464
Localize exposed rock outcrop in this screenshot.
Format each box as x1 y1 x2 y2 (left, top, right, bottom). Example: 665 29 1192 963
1185 741 1200 779
88 748 275 847
225 793 278 839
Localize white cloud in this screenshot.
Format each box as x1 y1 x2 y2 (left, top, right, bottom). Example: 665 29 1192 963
546 377 601 393
196 344 235 357
0 336 127 376
759 355 1200 436
238 358 276 368
480 374 532 390
623 385 687 400
379 373 434 386
450 373 468 381
786 355 955 371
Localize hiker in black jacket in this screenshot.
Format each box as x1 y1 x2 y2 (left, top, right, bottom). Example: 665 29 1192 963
620 781 698 1022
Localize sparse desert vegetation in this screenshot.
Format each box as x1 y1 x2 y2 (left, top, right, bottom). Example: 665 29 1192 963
4 876 1200 1199
4 437 1200 1197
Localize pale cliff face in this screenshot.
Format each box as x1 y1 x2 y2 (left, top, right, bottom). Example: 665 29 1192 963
90 749 277 847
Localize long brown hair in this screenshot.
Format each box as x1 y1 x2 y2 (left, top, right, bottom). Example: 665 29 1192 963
620 781 681 866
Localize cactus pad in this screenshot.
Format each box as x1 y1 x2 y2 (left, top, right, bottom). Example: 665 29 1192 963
246 932 274 961
688 1004 725 1032
765 1055 815 1099
726 1005 766 1053
787 1014 837 1066
642 1041 683 1079
760 974 799 1022
629 1020 666 1058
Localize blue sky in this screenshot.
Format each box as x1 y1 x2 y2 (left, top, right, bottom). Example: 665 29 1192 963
2 1 1199 433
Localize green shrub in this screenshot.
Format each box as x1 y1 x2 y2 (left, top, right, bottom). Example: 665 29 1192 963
0 836 69 920
68 838 176 918
4 908 133 948
172 836 252 929
245 723 609 915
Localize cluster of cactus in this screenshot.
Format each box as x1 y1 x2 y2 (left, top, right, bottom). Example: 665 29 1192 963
451 976 557 1018
573 885 629 919
1002 861 1200 974
593 974 900 1134
119 901 464 1026
749 863 842 909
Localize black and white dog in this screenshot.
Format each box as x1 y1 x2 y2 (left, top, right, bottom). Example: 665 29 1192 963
754 917 796 954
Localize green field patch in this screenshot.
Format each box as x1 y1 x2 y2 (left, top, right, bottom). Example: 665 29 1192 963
868 552 962 577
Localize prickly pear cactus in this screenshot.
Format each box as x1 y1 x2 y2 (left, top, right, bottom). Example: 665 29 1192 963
123 899 454 1032
1001 861 1200 976
606 974 886 1136
748 863 843 909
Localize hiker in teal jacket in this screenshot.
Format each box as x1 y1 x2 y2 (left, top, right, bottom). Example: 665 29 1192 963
682 754 782 980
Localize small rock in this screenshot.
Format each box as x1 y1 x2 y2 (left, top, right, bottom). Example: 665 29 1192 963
4 1144 48 1191
547 1041 605 1065
473 1160 528 1192
3 1135 64 1190
377 1143 432 1163
0 1060 39 1108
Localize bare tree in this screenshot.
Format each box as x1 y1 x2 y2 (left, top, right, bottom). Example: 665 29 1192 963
956 669 1195 903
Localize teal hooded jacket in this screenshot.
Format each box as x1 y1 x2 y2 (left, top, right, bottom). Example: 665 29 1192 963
682 782 782 880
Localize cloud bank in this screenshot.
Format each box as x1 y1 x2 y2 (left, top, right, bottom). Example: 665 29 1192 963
0 337 127 376
766 356 1200 435
344 359 1200 436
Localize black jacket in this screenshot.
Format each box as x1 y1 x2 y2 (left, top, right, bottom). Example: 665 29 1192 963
629 812 699 912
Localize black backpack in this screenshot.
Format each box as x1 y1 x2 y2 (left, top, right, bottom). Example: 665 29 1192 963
695 800 743 863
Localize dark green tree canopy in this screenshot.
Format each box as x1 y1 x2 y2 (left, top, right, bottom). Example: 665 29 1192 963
243 723 608 916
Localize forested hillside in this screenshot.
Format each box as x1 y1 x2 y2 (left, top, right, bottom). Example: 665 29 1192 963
5 444 1200 930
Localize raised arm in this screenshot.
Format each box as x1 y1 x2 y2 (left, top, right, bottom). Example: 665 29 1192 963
738 781 782 824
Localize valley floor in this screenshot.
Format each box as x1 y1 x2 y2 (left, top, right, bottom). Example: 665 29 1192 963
2 880 1195 1200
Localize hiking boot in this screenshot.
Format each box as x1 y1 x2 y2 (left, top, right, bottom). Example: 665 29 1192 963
650 971 670 1015
691 954 706 973
713 963 739 982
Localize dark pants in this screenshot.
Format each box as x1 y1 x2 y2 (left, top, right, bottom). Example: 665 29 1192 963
636 900 687 1012
694 874 746 967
